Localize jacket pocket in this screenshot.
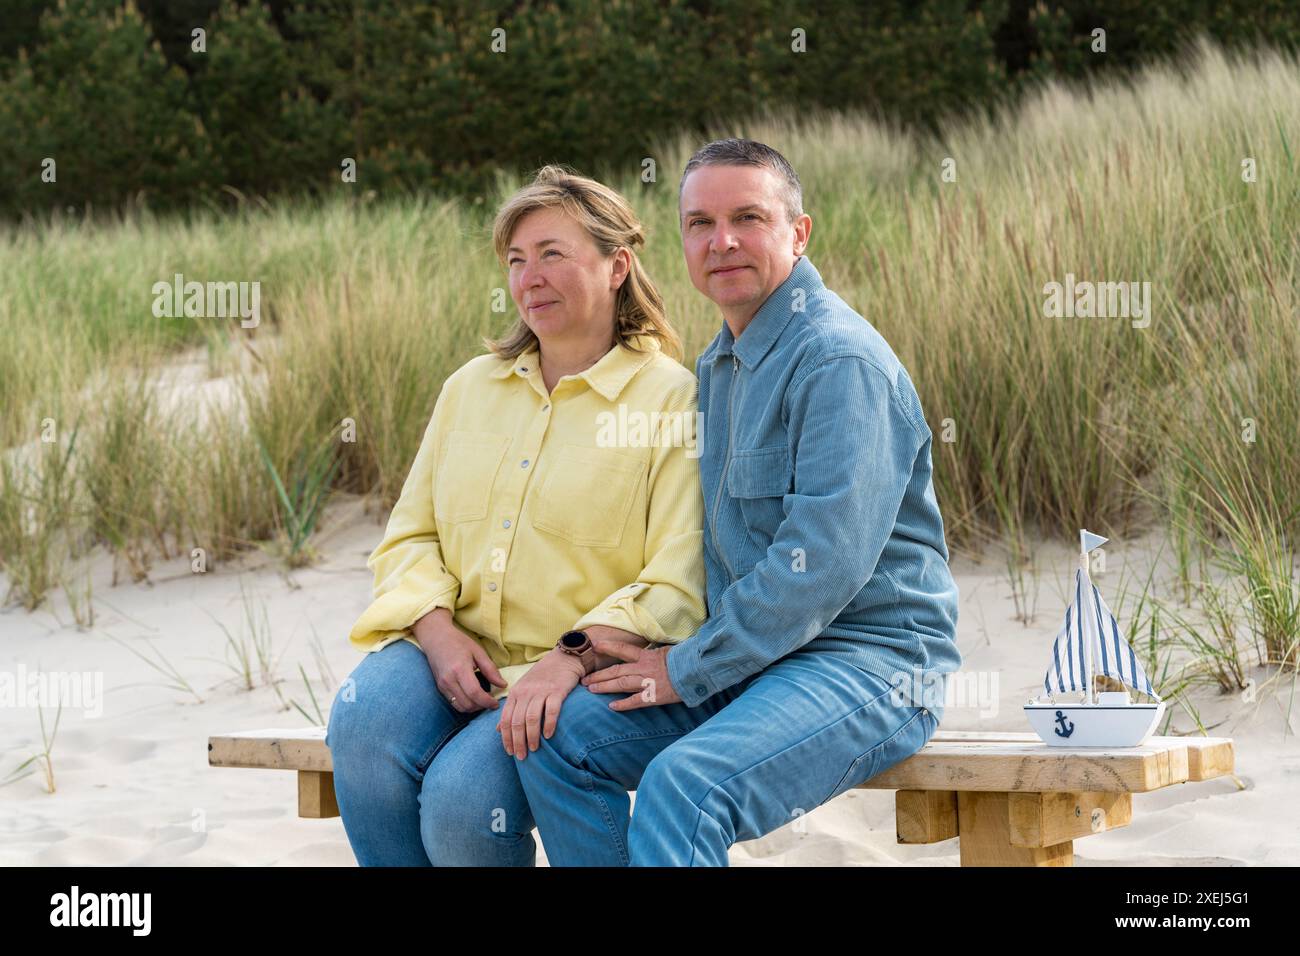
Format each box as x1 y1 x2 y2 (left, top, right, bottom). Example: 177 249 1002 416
532 444 646 548
725 444 791 573
434 431 510 523
726 444 791 498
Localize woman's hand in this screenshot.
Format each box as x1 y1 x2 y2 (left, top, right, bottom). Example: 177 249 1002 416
496 649 586 760
413 608 506 713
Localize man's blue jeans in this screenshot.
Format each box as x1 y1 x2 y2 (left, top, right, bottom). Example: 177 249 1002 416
325 639 535 866
514 648 940 866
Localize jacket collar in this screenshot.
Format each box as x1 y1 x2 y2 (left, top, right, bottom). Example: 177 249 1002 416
701 255 824 370
489 333 661 401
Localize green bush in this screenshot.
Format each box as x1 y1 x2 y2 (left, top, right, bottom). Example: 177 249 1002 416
1 0 1299 218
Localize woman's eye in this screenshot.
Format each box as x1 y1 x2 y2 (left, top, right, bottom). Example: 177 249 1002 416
543 249 560 258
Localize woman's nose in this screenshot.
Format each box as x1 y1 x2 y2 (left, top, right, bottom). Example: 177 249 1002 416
517 263 545 293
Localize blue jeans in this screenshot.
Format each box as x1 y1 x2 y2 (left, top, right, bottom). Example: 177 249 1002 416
514 648 940 866
325 639 535 866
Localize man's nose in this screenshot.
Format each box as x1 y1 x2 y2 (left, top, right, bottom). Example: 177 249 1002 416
708 227 738 253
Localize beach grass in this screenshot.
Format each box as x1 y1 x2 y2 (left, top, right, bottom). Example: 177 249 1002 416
1 39 1296 697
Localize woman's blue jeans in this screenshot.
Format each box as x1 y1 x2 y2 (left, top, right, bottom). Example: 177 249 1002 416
325 639 535 866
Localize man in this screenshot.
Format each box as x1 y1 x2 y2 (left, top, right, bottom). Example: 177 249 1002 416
513 138 963 865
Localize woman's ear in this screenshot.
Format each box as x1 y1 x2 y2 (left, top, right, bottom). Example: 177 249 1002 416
610 247 632 291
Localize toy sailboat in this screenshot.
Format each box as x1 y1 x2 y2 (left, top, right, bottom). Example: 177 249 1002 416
1024 530 1165 747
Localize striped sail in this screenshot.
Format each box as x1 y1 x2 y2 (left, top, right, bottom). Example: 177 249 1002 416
1042 567 1162 701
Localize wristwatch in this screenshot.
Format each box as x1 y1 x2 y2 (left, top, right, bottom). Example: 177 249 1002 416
556 629 600 675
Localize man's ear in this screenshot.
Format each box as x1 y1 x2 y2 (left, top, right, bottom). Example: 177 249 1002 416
792 213 813 256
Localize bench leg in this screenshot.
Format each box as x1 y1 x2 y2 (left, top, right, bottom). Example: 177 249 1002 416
297 770 340 819
957 792 1073 866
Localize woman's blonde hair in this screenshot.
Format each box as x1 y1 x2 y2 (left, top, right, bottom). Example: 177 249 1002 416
486 164 682 363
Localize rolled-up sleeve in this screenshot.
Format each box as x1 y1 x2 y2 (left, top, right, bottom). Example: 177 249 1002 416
667 355 925 706
573 380 706 644
348 388 461 652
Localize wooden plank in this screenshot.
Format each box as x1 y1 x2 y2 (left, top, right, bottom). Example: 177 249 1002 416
209 728 1232 796
209 728 332 772
1184 738 1235 781
895 790 959 844
298 771 340 819
863 739 1189 793
957 792 1073 866
1008 791 1132 847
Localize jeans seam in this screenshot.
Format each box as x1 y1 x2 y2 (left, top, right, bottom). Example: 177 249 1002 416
574 726 697 762
577 763 629 866
685 800 721 866
824 706 927 803
574 727 694 867
416 720 468 774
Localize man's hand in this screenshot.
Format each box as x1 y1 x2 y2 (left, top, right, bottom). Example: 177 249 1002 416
581 639 681 710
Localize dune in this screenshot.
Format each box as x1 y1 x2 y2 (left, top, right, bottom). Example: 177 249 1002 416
1 505 1293 866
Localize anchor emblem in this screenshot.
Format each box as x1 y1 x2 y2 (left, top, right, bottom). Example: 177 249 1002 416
1053 710 1075 738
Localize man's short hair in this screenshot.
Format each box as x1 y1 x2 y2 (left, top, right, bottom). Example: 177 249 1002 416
678 138 804 224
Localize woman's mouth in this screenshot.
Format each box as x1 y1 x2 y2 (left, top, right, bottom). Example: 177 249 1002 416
528 301 557 312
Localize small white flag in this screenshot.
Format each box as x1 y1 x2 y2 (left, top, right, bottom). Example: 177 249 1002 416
1080 529 1108 553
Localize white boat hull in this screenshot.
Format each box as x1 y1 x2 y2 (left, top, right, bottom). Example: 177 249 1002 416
1024 701 1165 747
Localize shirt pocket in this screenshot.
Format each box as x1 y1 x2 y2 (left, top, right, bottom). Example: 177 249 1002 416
434 431 511 523
726 444 792 569
532 444 646 549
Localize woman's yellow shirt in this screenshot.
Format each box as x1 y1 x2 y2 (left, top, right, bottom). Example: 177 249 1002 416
348 334 706 699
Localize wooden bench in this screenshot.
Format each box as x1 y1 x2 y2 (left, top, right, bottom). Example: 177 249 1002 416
208 727 1236 866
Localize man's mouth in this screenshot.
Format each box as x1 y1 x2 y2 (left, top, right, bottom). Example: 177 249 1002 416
710 265 749 276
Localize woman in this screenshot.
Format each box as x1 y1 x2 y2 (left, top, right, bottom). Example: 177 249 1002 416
326 165 706 866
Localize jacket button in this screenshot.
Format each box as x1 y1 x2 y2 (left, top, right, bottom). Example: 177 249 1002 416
695 685 706 697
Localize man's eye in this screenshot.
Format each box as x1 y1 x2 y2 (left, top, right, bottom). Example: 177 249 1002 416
690 219 707 227
740 214 758 221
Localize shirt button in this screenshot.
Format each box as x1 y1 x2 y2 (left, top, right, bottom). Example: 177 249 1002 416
541 405 549 412
519 366 528 373
521 459 530 468
502 519 511 528
487 582 498 592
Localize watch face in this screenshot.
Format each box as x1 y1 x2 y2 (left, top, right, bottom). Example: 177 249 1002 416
560 630 587 649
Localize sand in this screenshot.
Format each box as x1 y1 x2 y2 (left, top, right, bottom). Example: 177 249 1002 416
2 500 1295 866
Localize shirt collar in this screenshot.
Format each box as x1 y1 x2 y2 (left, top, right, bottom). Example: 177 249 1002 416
488 333 661 401
702 255 824 369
